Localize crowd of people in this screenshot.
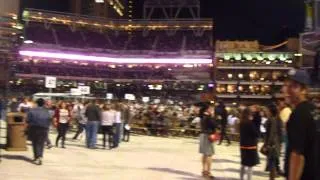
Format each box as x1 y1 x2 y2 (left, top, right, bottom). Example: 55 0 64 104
1 68 319 180
197 69 320 180
4 97 131 165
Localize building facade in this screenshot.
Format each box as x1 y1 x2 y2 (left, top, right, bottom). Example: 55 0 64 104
214 41 297 105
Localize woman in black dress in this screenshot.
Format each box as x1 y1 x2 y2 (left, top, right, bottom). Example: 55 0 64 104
240 108 260 180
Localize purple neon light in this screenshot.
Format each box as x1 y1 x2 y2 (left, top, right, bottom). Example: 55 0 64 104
19 50 212 64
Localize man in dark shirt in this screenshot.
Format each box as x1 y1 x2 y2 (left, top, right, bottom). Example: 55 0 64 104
216 102 231 145
283 69 318 180
251 105 262 138
85 101 101 149
27 98 51 165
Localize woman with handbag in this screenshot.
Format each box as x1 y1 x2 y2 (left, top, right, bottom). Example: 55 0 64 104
240 108 260 180
264 103 283 179
198 103 217 179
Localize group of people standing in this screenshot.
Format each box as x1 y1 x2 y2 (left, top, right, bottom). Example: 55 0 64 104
25 99 131 165
197 69 319 180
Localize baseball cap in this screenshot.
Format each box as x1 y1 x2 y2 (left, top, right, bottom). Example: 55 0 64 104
287 69 311 86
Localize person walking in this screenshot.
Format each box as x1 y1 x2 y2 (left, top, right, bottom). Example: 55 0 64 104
54 102 71 148
72 101 87 140
113 104 122 148
283 69 319 180
122 103 131 142
216 102 231 146
264 103 283 179
85 100 101 149
101 104 115 149
45 100 55 149
277 99 291 176
239 108 259 180
198 103 217 179
26 98 51 165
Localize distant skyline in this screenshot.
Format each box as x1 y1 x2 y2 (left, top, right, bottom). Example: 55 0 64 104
23 0 306 45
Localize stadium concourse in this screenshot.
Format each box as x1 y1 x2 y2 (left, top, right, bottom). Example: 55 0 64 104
0 131 276 180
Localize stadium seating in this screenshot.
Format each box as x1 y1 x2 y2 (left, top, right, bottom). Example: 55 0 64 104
24 23 212 51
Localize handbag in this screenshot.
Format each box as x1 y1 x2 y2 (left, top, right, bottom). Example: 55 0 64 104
208 132 220 142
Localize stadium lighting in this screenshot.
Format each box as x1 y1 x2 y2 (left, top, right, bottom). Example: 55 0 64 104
19 50 212 64
23 40 33 44
183 64 194 68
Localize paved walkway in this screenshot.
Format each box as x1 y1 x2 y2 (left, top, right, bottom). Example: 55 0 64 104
0 131 283 180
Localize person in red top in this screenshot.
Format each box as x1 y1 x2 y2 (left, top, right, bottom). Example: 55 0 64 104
54 102 71 148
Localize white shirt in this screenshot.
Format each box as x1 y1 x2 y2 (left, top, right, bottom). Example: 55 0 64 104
101 110 115 126
114 111 122 123
260 117 268 133
228 115 239 134
227 115 238 126
58 109 69 124
192 117 201 124
18 102 32 112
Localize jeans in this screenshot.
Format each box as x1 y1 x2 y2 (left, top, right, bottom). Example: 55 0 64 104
86 121 99 148
56 123 69 147
73 123 86 139
120 123 124 143
29 126 48 159
113 123 121 148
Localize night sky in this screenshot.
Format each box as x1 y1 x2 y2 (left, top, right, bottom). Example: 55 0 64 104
23 0 306 45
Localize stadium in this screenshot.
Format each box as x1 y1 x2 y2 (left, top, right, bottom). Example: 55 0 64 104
3 4 214 103
0 1 319 180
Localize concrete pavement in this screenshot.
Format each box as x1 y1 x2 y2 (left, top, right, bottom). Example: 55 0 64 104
0 130 284 180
